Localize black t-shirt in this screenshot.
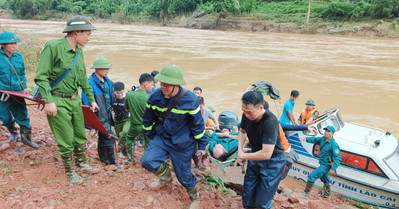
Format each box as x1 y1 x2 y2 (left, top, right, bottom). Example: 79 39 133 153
240 110 284 156
112 95 130 121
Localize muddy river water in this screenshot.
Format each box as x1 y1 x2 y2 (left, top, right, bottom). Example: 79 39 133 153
2 18 398 135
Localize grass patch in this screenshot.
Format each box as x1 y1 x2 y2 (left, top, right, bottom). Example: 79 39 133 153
204 174 233 196
343 197 380 209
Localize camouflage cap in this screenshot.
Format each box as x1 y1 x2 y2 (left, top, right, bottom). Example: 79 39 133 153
63 15 96 33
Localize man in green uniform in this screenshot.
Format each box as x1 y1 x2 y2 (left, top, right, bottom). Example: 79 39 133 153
35 15 99 184
124 73 154 163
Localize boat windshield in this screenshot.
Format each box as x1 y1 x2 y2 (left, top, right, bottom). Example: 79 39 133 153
385 149 399 179
317 115 341 135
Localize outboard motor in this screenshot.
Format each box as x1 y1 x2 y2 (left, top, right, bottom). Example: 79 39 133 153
218 111 239 130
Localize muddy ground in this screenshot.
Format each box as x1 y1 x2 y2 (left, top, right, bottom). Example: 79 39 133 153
0 105 361 209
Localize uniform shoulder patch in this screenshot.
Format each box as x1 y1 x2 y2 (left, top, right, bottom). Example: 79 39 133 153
335 149 340 154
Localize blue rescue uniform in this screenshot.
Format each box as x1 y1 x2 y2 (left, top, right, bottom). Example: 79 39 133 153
0 48 30 128
305 136 341 184
141 87 206 189
82 73 115 146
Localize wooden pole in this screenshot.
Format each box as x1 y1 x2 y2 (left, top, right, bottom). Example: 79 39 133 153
306 0 311 32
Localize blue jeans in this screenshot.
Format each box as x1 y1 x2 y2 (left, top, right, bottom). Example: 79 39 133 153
243 153 286 209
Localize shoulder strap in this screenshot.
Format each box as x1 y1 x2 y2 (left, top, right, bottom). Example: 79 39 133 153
153 89 187 128
319 140 329 152
2 54 25 90
50 51 79 88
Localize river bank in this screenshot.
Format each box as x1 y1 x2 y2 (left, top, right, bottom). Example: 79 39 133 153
167 13 399 38
1 8 399 39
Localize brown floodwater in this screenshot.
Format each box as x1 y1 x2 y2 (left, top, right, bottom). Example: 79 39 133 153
2 18 398 135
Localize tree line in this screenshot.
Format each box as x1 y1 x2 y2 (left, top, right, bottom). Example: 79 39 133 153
1 0 398 23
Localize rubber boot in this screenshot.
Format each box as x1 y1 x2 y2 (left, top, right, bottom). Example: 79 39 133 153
321 183 331 199
302 181 314 196
149 162 172 190
20 126 40 149
74 144 99 174
125 143 135 163
5 123 18 142
61 153 83 184
98 143 109 164
187 187 199 209
106 145 116 165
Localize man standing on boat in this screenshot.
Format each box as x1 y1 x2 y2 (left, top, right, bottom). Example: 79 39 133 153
237 91 286 209
279 91 316 134
279 90 299 126
300 126 341 198
298 99 319 125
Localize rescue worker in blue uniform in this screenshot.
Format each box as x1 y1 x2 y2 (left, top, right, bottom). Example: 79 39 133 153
300 125 341 198
82 57 116 166
237 91 286 209
140 65 206 209
0 31 39 148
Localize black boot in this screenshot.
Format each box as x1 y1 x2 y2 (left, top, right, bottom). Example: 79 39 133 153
302 181 314 196
98 143 109 164
106 145 116 165
5 123 18 142
20 126 40 149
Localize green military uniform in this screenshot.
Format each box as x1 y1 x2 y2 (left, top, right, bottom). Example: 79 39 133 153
34 15 98 184
35 37 94 155
124 88 151 162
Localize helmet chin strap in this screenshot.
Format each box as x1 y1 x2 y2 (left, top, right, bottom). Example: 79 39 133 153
167 85 178 98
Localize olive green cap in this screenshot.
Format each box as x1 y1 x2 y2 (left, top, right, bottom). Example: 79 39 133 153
305 99 315 106
91 57 112 69
63 15 96 33
155 65 186 85
207 106 215 112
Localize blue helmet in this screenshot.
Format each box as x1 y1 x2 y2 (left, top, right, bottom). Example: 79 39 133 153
0 32 21 44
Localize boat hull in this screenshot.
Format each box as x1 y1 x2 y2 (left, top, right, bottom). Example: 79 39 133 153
288 162 399 208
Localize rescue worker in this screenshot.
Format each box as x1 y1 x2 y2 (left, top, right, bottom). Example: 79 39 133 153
237 91 286 209
140 65 207 209
34 15 99 184
300 126 341 198
298 99 319 125
0 31 40 148
82 57 117 166
124 73 154 163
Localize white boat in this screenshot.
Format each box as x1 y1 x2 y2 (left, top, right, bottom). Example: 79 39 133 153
286 108 399 208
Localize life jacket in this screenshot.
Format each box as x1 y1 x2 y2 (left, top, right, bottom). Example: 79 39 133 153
300 108 319 125
279 124 290 153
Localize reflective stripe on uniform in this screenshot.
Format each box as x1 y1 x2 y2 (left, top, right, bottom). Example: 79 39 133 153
194 130 205 139
143 123 154 131
147 104 200 115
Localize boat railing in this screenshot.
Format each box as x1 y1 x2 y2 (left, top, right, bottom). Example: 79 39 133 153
314 107 338 124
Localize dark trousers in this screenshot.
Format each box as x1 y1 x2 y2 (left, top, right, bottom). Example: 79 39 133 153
243 153 286 209
141 136 196 189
